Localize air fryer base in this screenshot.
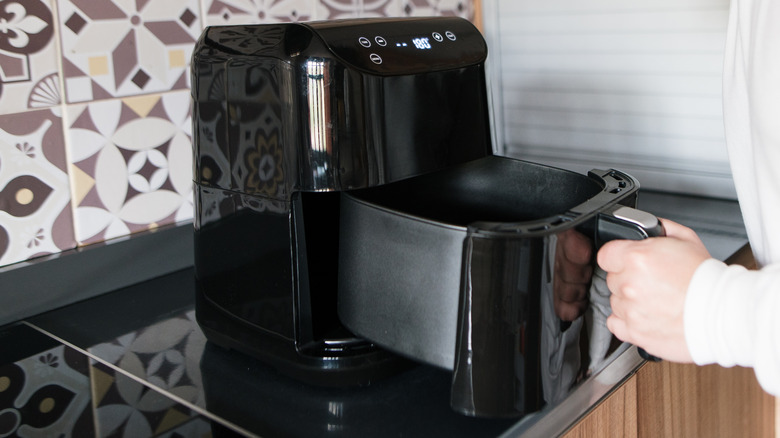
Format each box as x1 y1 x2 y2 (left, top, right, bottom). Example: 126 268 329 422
195 285 409 387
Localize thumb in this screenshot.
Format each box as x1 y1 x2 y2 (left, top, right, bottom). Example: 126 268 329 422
606 314 631 344
658 218 698 242
597 238 634 273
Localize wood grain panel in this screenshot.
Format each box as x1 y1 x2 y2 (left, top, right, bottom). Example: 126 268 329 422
473 0 483 31
635 361 774 437
562 377 638 437
564 362 774 438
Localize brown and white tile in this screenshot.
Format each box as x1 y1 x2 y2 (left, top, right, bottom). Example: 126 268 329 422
0 323 210 437
88 309 206 408
56 0 201 103
361 0 402 17
0 341 94 436
318 0 360 19
0 0 61 114
66 91 193 245
402 0 473 19
0 109 76 266
89 360 209 437
201 0 317 25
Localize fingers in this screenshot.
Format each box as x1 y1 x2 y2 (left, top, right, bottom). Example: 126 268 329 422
595 216 703 363
554 281 588 321
608 292 649 345
558 228 593 265
606 314 629 343
658 217 698 241
596 238 635 273
553 229 594 321
597 217 709 276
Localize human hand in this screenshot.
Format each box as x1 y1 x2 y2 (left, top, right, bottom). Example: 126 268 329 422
554 228 594 321
597 218 711 362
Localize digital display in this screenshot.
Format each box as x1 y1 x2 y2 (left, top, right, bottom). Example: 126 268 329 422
412 37 431 50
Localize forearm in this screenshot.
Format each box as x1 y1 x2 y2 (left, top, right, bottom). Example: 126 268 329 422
685 259 780 395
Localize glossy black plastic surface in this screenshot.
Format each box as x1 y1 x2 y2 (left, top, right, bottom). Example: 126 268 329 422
336 156 661 417
451 200 663 417
22 269 518 437
191 17 491 385
191 17 490 194
306 18 488 75
338 156 606 371
191 16 661 419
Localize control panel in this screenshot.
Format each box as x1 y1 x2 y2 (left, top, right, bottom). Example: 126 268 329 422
305 17 487 75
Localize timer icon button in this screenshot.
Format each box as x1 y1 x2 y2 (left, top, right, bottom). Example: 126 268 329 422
369 53 383 64
432 32 443 42
359 37 371 48
445 31 456 41
375 36 387 46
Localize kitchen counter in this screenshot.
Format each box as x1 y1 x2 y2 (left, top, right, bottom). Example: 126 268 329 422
0 190 749 437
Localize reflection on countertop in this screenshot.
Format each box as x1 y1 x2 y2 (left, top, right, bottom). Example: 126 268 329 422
23 269 515 437
0 323 215 437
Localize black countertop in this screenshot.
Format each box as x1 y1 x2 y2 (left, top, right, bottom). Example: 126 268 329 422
20 268 518 437
0 190 748 437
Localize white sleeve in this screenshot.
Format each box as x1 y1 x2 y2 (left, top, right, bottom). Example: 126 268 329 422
684 258 780 395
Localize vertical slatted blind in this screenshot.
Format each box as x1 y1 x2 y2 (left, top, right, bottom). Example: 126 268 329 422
484 0 734 198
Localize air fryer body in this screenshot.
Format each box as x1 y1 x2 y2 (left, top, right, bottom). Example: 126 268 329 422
191 17 493 384
191 17 662 419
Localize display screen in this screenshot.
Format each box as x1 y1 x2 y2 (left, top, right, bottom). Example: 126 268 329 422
395 37 433 50
412 37 431 50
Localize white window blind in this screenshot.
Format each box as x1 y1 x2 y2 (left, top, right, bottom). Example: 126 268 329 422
483 0 735 198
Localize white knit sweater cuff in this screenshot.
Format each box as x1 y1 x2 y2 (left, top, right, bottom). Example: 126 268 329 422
684 258 737 366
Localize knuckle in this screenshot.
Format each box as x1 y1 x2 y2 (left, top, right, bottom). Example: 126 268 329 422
622 285 638 300
625 307 643 325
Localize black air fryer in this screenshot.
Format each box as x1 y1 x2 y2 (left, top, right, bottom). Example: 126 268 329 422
191 17 662 419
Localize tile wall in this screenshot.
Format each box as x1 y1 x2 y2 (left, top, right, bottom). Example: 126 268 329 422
0 0 476 267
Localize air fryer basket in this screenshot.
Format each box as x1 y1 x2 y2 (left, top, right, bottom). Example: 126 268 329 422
337 155 662 418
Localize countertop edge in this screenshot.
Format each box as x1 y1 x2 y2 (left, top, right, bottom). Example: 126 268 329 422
0 223 193 327
500 344 645 438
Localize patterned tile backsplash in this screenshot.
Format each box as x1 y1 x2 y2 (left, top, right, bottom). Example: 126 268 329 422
0 108 75 266
0 0 477 267
0 323 213 437
57 0 201 103
66 92 193 245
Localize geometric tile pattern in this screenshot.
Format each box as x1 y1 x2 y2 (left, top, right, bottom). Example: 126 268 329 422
0 343 95 437
89 360 210 437
57 0 202 103
88 309 207 410
318 0 361 18
0 0 477 267
363 0 403 17
0 0 61 114
401 0 473 18
0 324 212 437
0 109 76 266
202 0 320 24
66 91 193 245
202 0 473 24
